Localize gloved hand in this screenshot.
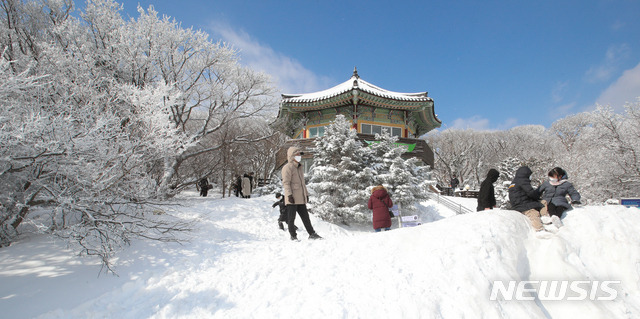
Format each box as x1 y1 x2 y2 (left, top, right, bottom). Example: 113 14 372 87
288 195 295 205
272 202 278 208
307 196 310 203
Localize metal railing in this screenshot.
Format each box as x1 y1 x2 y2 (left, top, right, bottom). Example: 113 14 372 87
427 192 474 215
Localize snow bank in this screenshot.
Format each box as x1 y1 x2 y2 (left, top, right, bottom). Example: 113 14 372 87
0 193 639 318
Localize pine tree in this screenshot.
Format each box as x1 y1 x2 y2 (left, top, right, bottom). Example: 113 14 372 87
308 115 374 225
369 131 432 213
496 157 522 209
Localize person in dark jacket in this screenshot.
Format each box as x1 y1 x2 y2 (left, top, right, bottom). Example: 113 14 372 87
450 175 460 190
508 166 546 231
197 177 213 197
232 175 241 197
368 185 393 232
538 167 581 220
272 192 288 230
477 169 500 211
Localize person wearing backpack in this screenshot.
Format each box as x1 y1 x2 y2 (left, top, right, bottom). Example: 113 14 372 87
368 185 393 232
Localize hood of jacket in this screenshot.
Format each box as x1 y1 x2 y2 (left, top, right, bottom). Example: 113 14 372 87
371 186 388 199
486 169 500 183
514 166 532 180
287 146 301 164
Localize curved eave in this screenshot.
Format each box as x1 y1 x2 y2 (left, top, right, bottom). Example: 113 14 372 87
282 90 430 112
413 103 442 135
281 75 431 104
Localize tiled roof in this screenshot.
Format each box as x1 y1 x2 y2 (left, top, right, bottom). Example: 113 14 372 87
282 74 431 104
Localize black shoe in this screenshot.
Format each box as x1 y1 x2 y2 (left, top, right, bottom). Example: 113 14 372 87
290 235 299 241
278 222 285 230
309 233 322 240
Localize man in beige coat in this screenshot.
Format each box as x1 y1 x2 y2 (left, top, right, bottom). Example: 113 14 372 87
282 146 322 241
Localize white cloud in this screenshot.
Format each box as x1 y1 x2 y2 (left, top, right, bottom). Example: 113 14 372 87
551 81 569 103
447 116 518 131
594 61 640 112
207 22 332 95
585 44 631 83
554 102 577 118
611 20 625 31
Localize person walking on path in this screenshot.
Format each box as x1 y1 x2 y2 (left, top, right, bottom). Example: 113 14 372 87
272 192 293 231
368 185 393 232
282 147 322 241
477 169 500 211
508 166 549 232
197 177 212 197
241 173 252 198
233 175 241 197
450 175 460 190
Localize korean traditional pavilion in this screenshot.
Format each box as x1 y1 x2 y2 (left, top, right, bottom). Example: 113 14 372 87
275 68 441 171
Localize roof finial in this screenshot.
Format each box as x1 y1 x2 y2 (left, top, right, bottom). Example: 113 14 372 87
353 66 359 79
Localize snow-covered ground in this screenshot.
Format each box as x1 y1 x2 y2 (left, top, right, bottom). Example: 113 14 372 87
1 192 639 318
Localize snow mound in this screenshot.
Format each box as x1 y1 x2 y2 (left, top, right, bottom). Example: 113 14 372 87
1 194 639 318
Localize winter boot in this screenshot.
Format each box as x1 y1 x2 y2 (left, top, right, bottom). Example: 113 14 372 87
290 235 299 241
551 215 564 228
278 222 285 231
309 233 322 240
543 223 559 233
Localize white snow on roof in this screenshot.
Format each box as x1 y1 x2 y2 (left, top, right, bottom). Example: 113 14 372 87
282 75 432 103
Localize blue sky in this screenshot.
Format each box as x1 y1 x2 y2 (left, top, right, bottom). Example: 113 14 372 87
117 0 640 130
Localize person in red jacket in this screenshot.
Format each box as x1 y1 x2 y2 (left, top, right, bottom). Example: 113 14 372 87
368 185 393 232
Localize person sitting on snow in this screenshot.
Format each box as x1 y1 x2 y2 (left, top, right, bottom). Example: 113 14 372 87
508 166 549 232
537 167 581 228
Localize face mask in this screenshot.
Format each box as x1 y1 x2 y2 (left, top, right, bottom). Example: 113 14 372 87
294 155 302 162
549 178 558 183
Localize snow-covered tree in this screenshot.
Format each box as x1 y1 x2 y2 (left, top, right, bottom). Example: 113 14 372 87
0 0 274 270
308 115 374 225
494 157 522 208
369 131 432 213
427 97 640 205
588 102 640 200
309 119 434 223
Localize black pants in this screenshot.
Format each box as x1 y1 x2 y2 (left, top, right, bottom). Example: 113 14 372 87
547 202 567 218
200 189 208 197
278 210 287 222
287 204 315 237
